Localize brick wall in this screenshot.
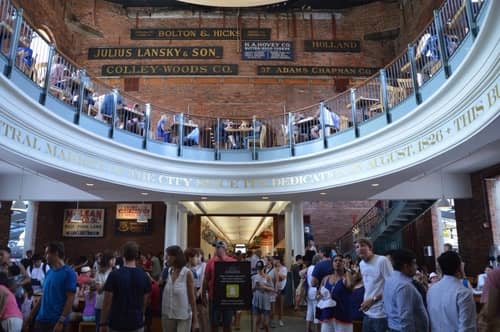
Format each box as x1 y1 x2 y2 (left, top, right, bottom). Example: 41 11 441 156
304 200 374 248
34 201 166 262
455 163 500 276
0 201 12 247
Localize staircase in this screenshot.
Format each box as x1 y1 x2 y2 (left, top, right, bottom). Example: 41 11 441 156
337 200 436 256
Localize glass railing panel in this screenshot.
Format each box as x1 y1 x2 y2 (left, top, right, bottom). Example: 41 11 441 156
439 0 469 57
290 103 322 143
261 113 289 148
412 21 443 87
353 75 383 122
182 114 217 148
472 0 486 18
82 79 114 124
323 90 353 133
0 0 15 58
116 94 146 137
48 50 83 110
385 51 414 108
148 106 178 144
14 17 51 87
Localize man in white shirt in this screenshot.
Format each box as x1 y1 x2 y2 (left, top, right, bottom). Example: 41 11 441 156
356 238 393 332
427 251 476 332
27 254 49 292
476 265 493 291
249 249 262 275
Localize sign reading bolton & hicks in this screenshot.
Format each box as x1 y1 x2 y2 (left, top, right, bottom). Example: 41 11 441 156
214 262 252 310
242 41 294 61
257 66 378 77
131 28 271 40
304 40 361 52
88 47 222 60
101 64 239 76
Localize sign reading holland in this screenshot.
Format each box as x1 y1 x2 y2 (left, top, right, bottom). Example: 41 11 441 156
88 46 223 59
304 40 361 52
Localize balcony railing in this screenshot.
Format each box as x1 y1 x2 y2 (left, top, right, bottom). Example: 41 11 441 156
0 0 488 162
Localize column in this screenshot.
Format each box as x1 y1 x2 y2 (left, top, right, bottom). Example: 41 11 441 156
491 179 500 248
177 206 189 249
284 204 294 268
284 201 304 268
431 205 444 257
24 201 38 253
164 201 179 249
0 201 12 247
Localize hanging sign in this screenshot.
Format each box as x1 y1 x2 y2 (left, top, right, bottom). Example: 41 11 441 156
101 64 239 76
242 41 294 61
131 28 271 40
304 40 361 52
257 65 378 76
62 209 105 237
115 219 152 234
116 203 152 219
88 47 223 60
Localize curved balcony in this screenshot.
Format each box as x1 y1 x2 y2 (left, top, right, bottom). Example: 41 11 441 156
0 0 498 197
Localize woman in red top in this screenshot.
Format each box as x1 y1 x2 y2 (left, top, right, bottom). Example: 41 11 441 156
0 272 23 332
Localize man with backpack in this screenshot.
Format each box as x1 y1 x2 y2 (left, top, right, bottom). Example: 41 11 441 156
27 254 50 292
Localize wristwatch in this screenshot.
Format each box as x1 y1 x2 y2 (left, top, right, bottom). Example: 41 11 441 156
372 296 378 303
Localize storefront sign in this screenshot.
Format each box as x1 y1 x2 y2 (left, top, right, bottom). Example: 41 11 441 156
242 41 293 61
115 219 151 235
88 47 223 60
257 65 378 76
131 28 271 40
304 40 361 52
214 262 252 310
62 209 104 237
101 64 239 76
116 203 152 219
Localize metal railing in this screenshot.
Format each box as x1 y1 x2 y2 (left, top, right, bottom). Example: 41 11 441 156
0 0 489 160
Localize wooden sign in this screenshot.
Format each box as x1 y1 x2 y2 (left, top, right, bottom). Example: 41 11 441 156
101 64 239 76
242 41 294 61
131 28 271 40
115 220 151 235
88 47 223 60
257 66 378 77
116 203 152 219
304 40 361 52
62 209 104 237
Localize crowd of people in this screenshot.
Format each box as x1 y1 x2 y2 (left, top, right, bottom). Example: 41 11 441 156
0 238 499 332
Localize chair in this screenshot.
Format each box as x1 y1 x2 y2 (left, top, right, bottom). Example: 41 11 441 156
246 124 266 148
397 78 414 99
340 116 349 130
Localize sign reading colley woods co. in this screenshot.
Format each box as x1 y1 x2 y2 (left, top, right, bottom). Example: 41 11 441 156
101 64 238 76
242 40 294 61
214 262 252 310
257 65 378 76
88 46 222 60
304 40 361 52
131 28 271 40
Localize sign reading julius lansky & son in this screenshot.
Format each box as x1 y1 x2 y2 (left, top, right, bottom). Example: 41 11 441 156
257 66 378 77
304 40 361 52
131 28 271 40
88 47 222 60
242 41 294 61
101 64 239 76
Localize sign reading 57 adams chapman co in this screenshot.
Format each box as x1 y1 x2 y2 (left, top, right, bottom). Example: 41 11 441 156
257 66 378 77
131 28 271 40
101 64 238 76
88 46 223 60
242 40 294 61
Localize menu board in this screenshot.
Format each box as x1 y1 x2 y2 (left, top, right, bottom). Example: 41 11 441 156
115 203 152 235
214 261 252 310
242 41 294 61
62 209 104 237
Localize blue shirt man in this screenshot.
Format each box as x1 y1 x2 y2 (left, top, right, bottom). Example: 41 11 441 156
383 270 428 331
35 242 77 332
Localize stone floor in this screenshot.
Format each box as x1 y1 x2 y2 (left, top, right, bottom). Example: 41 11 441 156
233 309 307 332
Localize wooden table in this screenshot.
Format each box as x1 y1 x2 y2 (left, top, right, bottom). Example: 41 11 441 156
347 96 380 120
224 126 253 133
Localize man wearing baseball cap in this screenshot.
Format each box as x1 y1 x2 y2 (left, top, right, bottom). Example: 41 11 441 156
202 240 236 332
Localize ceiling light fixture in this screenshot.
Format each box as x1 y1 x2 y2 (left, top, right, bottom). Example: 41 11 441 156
261 196 269 200
201 197 208 200
320 192 327 196
140 192 149 196
70 201 82 223
371 183 380 187
85 183 94 187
